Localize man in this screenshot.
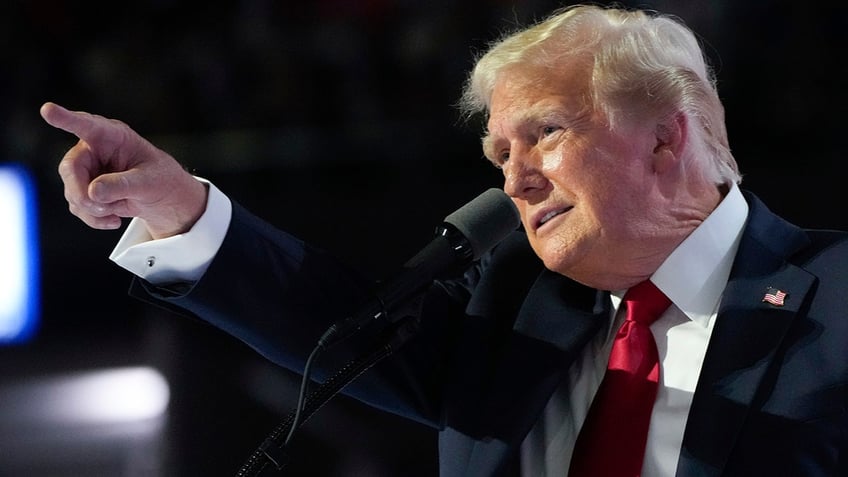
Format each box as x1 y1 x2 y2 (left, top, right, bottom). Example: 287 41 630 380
42 4 848 476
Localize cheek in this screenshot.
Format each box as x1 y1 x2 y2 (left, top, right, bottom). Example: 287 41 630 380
541 149 563 171
591 187 659 244
574 148 653 224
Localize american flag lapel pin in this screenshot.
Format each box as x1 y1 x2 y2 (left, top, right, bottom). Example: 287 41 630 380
762 287 787 307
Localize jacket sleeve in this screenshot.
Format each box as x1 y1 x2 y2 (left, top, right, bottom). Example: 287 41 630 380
128 200 478 428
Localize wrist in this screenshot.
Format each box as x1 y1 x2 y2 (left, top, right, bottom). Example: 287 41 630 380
147 178 209 239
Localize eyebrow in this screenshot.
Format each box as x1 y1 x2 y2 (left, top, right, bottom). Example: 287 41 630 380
481 102 574 163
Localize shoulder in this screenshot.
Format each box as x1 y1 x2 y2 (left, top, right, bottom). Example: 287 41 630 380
794 229 848 264
747 193 848 313
741 191 848 264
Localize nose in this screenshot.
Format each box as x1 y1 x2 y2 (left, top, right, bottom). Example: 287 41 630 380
502 147 549 199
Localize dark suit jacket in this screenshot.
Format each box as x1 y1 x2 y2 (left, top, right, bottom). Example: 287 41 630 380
133 191 848 476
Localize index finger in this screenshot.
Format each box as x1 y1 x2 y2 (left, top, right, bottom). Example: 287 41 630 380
40 102 115 144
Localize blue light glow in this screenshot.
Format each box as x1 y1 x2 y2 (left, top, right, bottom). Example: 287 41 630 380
0 164 39 343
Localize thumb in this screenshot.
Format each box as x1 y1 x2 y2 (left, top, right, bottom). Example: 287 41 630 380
89 170 135 204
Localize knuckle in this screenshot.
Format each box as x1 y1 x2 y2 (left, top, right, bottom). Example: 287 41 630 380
57 157 73 177
67 202 83 218
63 183 86 206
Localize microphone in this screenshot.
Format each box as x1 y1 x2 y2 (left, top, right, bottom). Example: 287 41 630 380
318 188 520 349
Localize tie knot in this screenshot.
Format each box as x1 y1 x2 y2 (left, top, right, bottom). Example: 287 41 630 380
623 280 671 325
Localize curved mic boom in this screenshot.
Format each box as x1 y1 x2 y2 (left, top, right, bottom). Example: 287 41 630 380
318 188 520 349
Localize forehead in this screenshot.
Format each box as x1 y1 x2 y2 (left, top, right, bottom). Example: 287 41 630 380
485 63 594 133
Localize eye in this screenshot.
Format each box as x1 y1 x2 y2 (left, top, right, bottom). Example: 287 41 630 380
489 149 509 169
541 125 560 137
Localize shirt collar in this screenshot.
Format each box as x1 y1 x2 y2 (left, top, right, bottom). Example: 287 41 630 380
649 183 748 327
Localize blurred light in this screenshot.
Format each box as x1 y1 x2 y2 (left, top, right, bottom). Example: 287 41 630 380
0 164 39 343
0 366 170 426
52 367 171 425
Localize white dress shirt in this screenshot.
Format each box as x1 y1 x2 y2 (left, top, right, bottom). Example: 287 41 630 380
520 183 749 476
110 178 232 284
111 181 749 476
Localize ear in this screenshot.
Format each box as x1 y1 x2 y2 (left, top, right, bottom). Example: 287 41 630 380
652 111 687 174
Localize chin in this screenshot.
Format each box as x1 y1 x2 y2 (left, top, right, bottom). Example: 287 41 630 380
531 233 575 265
537 243 607 288
539 250 579 278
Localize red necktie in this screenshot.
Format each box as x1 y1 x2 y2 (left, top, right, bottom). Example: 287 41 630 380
569 280 672 477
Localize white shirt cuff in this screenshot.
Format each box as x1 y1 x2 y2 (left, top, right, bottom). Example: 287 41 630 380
109 178 232 284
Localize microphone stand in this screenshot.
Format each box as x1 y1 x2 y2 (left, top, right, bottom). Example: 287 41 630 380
235 316 421 476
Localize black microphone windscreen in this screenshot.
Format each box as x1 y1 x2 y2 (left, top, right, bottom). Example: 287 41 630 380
443 188 520 259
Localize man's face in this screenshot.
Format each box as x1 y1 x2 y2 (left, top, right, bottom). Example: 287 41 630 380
483 64 681 289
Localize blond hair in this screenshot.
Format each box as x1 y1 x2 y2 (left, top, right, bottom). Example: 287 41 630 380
461 4 741 185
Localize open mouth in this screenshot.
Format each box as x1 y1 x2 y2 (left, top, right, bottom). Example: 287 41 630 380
536 206 572 230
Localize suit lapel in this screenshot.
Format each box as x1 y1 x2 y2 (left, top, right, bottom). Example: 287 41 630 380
461 269 609 474
677 193 815 476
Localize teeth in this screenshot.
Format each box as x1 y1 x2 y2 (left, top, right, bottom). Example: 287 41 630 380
539 210 561 225
538 207 572 227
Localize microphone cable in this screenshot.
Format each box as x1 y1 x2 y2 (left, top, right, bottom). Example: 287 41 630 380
235 316 420 476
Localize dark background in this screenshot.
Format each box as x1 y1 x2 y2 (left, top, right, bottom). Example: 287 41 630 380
1 1 846 476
